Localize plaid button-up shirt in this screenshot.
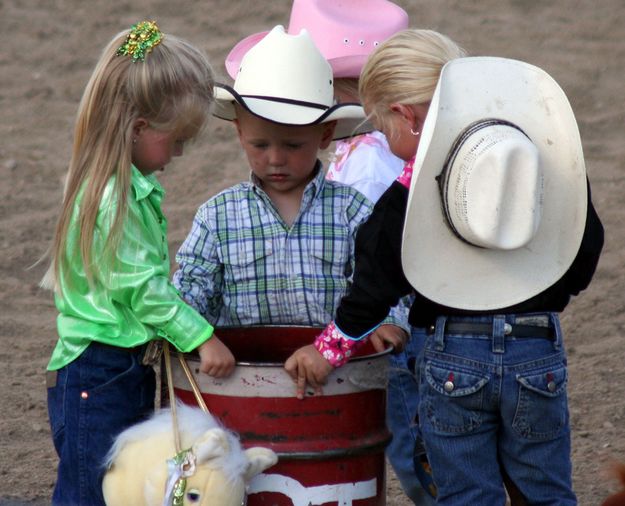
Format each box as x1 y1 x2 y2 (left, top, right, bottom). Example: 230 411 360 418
174 165 409 330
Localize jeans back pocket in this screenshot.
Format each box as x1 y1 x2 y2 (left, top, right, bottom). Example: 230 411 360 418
422 361 490 434
513 363 568 441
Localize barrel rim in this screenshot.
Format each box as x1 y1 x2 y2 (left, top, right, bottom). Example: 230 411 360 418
180 324 393 366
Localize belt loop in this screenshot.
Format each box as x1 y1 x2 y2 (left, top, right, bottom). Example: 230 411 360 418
492 315 506 353
549 313 563 350
433 316 447 351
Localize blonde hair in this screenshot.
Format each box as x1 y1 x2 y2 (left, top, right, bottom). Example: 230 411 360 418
359 29 466 137
43 26 215 290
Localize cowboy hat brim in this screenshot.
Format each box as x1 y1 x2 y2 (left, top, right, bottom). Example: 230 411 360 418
402 57 588 310
214 84 371 140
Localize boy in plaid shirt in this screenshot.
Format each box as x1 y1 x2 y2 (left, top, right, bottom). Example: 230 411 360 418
173 27 408 371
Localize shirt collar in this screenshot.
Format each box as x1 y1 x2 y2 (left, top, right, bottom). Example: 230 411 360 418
306 161 326 200
131 165 164 201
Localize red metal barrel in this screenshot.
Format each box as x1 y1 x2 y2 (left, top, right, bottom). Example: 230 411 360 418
166 326 391 505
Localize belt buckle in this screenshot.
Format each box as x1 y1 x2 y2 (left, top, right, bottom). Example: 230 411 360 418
141 340 163 366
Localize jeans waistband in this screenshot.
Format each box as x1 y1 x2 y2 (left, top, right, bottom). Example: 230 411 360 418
89 340 146 354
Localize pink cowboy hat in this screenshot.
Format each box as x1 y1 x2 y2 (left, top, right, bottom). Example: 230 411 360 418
225 0 409 79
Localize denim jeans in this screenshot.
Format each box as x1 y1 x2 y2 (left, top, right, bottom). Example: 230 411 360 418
418 313 576 505
47 342 156 506
386 327 435 505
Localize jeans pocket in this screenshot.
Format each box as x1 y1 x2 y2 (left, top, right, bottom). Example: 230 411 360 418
513 362 568 440
85 348 156 423
422 360 490 434
47 369 67 448
81 344 140 390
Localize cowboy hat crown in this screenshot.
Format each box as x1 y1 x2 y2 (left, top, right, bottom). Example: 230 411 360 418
213 25 367 140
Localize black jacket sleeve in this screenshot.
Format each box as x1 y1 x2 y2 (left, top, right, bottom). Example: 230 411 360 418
335 182 414 336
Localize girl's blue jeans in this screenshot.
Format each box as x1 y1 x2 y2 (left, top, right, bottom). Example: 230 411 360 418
386 327 434 505
418 313 576 506
47 342 155 506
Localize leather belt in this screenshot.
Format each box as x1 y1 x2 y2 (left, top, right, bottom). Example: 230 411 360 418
428 322 554 340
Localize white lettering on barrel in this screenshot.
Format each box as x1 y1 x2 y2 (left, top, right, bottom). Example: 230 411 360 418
247 473 377 505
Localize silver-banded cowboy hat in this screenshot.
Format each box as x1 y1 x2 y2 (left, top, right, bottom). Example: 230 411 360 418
402 56 587 310
213 25 368 140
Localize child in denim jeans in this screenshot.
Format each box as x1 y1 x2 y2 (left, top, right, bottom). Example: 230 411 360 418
42 21 233 505
286 29 604 505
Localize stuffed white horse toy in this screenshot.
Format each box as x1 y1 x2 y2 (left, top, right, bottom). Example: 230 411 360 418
102 403 277 506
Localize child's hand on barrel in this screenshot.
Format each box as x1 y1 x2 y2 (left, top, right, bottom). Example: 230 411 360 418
197 335 236 377
369 324 407 354
284 344 333 400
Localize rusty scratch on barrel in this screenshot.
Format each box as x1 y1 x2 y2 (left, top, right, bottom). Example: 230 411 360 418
254 374 277 384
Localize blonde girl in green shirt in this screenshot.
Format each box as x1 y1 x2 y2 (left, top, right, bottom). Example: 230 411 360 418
42 21 234 505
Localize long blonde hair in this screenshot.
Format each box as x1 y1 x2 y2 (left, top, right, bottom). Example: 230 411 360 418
359 29 466 137
43 26 214 290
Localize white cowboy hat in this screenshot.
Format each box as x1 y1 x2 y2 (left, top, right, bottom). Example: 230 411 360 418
213 25 367 140
402 56 588 310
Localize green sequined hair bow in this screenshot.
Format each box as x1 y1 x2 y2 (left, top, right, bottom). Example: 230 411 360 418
117 20 163 62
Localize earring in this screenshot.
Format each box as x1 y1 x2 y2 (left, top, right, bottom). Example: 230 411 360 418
410 128 420 136
132 138 137 144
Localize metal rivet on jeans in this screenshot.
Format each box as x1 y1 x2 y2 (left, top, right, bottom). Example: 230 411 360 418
547 381 557 392
504 323 513 335
80 391 89 399
444 380 455 392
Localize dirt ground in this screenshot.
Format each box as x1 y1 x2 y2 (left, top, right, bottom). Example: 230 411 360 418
1 0 624 504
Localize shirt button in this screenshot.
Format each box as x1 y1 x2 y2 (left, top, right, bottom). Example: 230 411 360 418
444 380 455 392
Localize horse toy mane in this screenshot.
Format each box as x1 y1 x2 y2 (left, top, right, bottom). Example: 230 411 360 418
102 403 277 506
602 462 625 506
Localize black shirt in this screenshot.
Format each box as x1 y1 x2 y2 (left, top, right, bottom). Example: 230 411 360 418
335 180 604 335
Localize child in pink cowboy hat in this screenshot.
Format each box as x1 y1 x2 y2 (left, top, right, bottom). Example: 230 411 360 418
224 2 436 504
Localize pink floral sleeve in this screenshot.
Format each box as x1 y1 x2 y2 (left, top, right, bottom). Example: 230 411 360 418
315 158 417 369
313 321 366 368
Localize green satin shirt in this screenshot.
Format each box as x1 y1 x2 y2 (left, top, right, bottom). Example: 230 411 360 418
47 166 213 371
